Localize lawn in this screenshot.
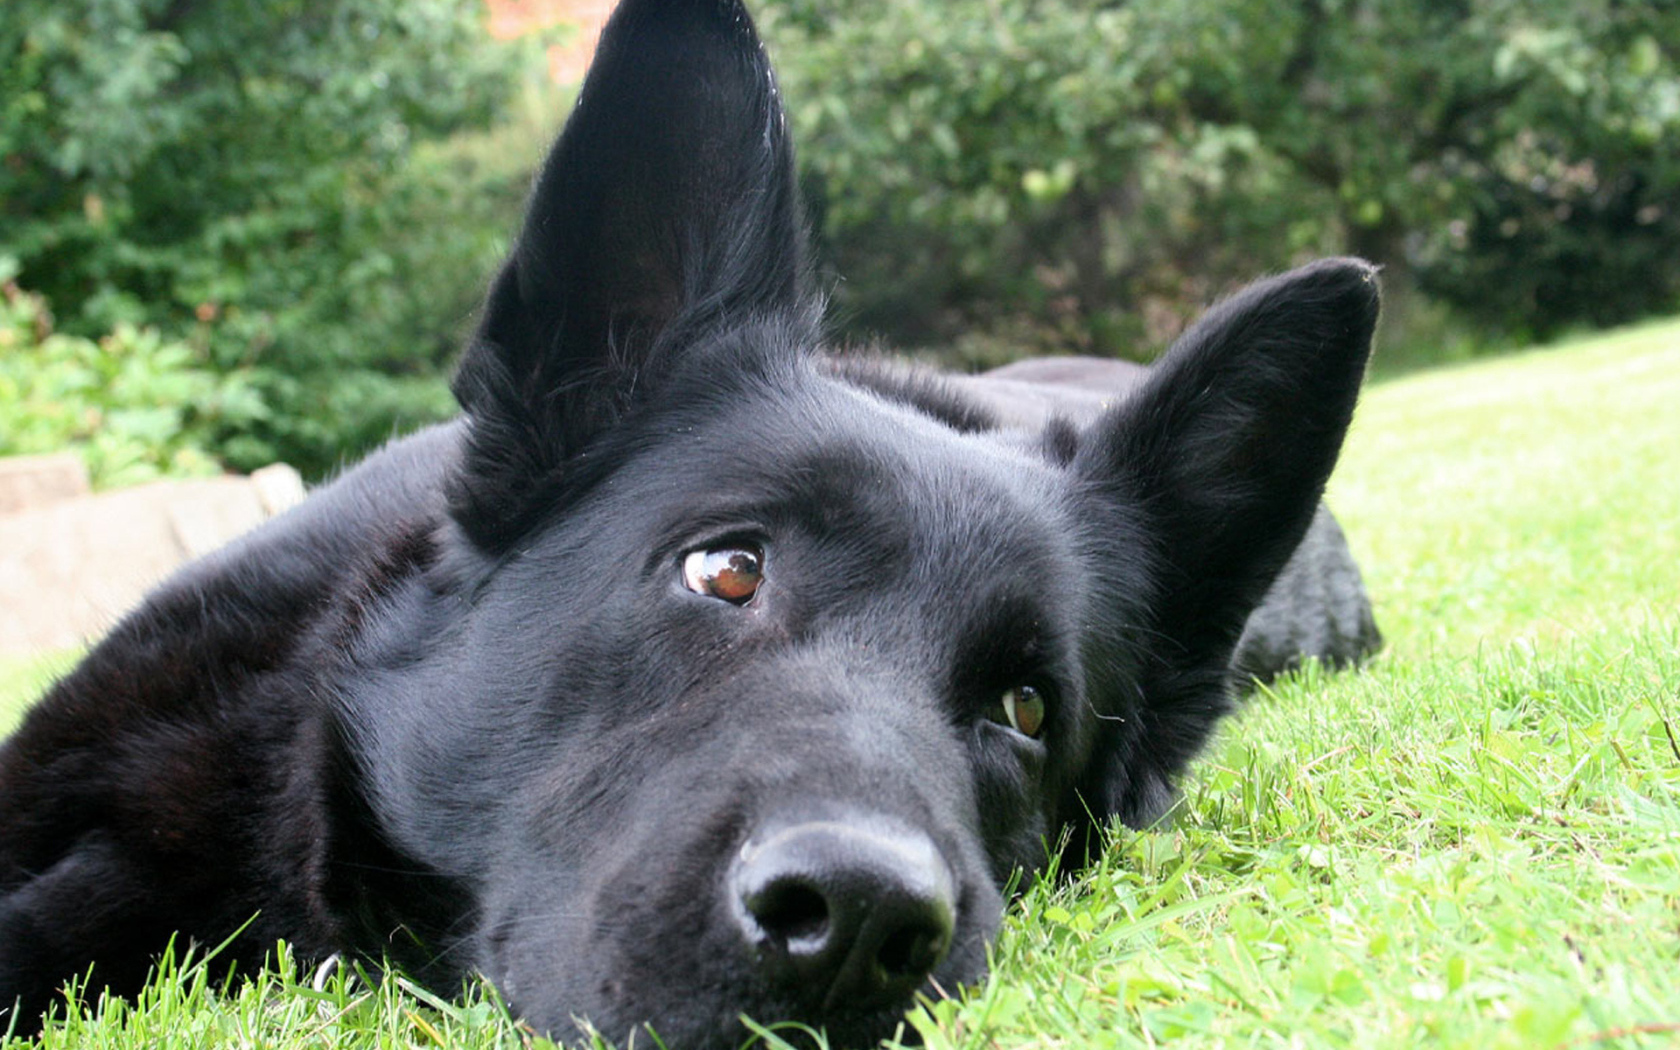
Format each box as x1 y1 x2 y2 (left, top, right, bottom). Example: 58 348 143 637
3 318 1678 1049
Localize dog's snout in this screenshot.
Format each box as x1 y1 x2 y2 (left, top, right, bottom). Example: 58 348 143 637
730 818 957 1011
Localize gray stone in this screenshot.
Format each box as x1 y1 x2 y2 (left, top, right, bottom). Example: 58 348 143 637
0 453 90 515
0 467 306 656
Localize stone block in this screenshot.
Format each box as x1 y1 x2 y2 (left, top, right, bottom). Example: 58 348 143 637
0 453 90 515
0 466 306 656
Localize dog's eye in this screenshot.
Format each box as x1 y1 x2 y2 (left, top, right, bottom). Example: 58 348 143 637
682 545 764 605
985 685 1045 739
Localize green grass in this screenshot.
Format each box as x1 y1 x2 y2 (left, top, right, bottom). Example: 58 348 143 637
4 318 1679 1048
0 652 78 738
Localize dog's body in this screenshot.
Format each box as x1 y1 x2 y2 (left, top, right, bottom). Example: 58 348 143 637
0 1 1380 1045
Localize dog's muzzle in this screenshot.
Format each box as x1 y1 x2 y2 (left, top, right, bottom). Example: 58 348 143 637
728 813 957 1013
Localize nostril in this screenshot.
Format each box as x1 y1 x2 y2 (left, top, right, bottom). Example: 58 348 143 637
747 878 830 945
875 918 949 981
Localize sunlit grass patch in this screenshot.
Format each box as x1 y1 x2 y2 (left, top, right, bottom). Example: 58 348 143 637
0 650 78 736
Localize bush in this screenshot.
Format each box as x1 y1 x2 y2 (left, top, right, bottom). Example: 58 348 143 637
759 0 1680 363
215 81 569 476
762 0 1318 357
0 262 264 488
0 0 542 477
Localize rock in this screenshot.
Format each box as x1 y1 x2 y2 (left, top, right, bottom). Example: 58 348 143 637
0 464 306 656
0 453 90 515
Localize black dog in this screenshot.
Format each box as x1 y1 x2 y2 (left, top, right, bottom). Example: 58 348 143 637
0 0 1380 1045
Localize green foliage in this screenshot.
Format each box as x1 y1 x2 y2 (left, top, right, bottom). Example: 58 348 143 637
6 0 1672 474
765 0 1259 356
0 263 262 488
759 0 1680 360
0 0 533 476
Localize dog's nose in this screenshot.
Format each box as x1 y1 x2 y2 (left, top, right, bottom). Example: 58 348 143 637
730 818 957 1011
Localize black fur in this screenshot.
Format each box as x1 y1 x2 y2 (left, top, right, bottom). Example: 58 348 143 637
0 0 1380 1046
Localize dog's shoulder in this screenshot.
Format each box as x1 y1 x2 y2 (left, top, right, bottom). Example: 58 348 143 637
0 421 468 978
0 422 465 785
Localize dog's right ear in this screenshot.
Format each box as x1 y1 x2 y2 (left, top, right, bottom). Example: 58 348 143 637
1070 258 1379 831
449 0 810 551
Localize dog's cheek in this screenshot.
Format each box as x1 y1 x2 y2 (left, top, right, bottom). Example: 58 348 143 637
969 733 1055 886
477 834 763 1045
476 876 626 1040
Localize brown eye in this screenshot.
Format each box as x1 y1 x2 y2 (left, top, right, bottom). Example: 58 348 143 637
682 545 764 605
985 685 1046 738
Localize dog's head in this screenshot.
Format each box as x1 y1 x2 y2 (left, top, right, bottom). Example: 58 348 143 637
334 1 1378 1045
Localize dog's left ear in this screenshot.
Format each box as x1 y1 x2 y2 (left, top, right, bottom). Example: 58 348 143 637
1071 258 1379 830
449 0 809 550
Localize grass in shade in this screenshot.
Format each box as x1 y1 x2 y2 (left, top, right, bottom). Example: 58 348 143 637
4 317 1678 1048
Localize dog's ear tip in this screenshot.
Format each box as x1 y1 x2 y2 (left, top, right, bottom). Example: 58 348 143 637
606 0 762 38
620 0 752 15
1290 256 1384 319
1222 257 1380 363
1309 254 1380 277
1278 254 1380 294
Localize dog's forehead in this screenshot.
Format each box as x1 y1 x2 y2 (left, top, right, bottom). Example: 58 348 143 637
668 368 1077 550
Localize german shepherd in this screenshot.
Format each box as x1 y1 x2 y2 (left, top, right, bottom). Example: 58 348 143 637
0 0 1380 1045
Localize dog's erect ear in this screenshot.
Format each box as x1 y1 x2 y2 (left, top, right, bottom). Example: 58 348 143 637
449 0 809 550
1072 258 1379 829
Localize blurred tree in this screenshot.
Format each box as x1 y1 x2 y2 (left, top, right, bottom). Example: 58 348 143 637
3 0 1674 472
760 0 1680 359
1137 0 1680 343
0 0 523 474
